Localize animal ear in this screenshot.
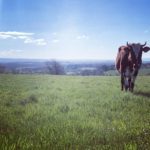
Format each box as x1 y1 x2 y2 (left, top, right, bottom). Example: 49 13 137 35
142 46 150 52
118 47 121 52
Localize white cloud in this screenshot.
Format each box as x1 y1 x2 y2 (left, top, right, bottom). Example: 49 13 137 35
0 49 23 57
24 38 47 46
52 32 57 36
0 34 13 39
0 31 47 46
0 31 34 39
17 35 30 39
51 39 60 43
77 34 89 40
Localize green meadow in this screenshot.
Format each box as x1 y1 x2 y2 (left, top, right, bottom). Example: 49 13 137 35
0 74 150 149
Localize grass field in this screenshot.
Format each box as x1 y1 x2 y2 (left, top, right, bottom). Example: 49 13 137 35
0 74 150 149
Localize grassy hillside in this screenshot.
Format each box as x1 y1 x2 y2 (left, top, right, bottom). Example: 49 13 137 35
0 75 150 149
104 68 150 76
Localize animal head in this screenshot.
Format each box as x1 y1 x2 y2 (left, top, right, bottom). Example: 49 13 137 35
127 42 150 67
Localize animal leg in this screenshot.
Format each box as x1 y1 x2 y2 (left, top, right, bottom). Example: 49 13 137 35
121 74 124 91
128 78 131 91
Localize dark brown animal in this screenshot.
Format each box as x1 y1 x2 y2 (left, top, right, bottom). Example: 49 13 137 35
116 42 150 92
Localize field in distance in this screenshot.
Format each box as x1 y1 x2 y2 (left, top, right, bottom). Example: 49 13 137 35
0 75 150 149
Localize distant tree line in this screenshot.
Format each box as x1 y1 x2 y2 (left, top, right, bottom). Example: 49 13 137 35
0 61 149 76
0 60 65 75
46 60 65 75
0 64 5 73
66 64 115 76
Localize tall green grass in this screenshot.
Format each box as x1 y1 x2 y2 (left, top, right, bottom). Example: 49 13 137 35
0 74 150 149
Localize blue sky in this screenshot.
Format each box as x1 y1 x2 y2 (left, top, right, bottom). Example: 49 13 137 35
0 0 150 60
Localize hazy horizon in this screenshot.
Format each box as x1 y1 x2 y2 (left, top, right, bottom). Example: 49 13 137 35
0 0 150 60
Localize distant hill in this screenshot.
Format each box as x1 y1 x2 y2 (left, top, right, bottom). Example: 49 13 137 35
0 58 149 75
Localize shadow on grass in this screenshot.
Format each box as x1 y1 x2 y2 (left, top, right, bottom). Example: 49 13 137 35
134 91 150 98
